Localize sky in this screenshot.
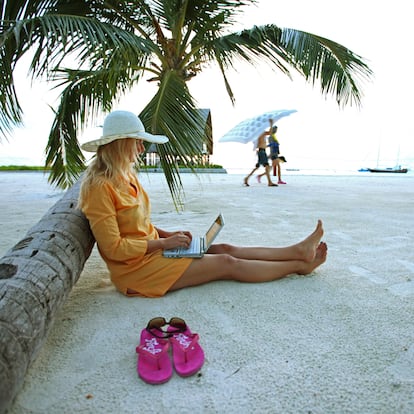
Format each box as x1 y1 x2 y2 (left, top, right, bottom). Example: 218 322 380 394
1 0 413 173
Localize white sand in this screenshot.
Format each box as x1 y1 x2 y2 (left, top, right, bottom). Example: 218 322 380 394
2 171 414 414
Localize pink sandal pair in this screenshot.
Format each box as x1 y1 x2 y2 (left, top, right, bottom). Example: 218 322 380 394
136 317 204 384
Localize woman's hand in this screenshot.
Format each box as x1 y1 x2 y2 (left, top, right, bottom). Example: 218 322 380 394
153 228 193 250
162 231 192 250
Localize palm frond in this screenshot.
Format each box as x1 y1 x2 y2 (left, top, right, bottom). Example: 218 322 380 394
140 69 208 208
45 55 149 187
28 15 154 77
0 2 155 140
45 104 86 189
202 24 372 107
276 28 373 106
0 49 23 137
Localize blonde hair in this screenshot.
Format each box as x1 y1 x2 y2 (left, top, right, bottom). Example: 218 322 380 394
78 138 139 210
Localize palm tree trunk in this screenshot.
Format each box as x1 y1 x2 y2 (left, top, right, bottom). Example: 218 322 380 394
0 180 94 413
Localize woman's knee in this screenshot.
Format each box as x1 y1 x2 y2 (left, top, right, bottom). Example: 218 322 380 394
203 251 239 270
214 253 239 270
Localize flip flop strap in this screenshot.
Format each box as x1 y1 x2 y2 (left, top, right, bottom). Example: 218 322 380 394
171 333 200 352
136 339 169 359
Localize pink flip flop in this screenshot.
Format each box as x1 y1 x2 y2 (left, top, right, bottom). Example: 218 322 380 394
136 328 172 384
168 325 204 377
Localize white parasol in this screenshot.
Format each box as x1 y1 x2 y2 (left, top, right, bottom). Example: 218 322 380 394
219 109 297 144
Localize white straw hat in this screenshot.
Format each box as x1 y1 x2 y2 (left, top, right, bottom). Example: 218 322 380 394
81 110 169 152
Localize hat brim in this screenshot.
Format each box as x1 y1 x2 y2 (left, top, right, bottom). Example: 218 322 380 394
81 132 169 152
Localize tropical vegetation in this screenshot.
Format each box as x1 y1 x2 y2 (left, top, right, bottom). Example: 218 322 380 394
0 0 373 205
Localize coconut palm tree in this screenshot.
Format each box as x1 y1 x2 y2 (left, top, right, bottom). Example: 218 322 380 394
0 0 372 203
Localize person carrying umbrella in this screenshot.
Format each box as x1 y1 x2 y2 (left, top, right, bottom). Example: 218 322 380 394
243 118 278 187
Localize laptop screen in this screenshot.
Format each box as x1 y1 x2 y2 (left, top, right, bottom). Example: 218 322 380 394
205 214 224 248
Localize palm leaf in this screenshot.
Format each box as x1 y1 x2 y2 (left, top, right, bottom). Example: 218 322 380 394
207 25 372 107
276 28 372 106
45 104 86 189
44 60 145 188
140 69 207 208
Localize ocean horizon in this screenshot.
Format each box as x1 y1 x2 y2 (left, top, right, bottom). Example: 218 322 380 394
1 154 413 177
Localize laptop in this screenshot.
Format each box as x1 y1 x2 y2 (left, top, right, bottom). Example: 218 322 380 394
163 213 224 258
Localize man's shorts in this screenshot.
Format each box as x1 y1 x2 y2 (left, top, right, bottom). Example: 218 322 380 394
256 149 269 167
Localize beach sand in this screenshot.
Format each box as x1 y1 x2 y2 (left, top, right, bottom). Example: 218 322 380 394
2 171 414 414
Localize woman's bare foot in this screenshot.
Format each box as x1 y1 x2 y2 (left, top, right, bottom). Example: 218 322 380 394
297 220 324 263
298 242 328 275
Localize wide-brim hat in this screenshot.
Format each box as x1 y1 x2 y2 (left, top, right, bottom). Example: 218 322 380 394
81 110 169 152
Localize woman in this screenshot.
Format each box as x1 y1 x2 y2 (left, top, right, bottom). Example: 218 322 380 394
79 110 327 298
257 123 287 184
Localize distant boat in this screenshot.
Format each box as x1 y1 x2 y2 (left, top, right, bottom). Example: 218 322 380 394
368 141 408 173
368 166 408 173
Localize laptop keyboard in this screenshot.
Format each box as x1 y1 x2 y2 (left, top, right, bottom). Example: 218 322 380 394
183 237 201 255
169 236 201 255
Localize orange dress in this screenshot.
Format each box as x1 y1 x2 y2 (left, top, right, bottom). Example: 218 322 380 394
81 175 192 297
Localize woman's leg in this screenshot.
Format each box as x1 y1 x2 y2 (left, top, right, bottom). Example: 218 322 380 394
275 160 286 184
207 220 324 263
272 159 277 176
169 242 327 291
